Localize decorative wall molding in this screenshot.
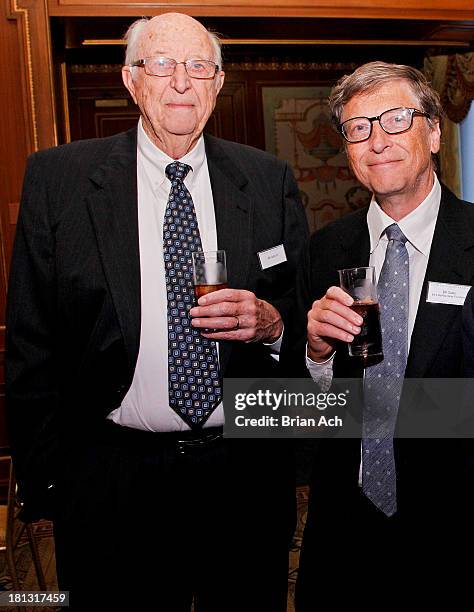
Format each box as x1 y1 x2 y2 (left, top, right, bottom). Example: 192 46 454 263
224 60 360 71
13 0 37 148
70 64 123 73
47 0 474 20
8 0 38 151
69 60 360 73
7 0 57 152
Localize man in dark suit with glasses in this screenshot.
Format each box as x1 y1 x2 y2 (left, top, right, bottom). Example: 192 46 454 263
285 61 474 609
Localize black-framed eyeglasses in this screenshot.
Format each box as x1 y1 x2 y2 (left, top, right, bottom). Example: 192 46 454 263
339 107 430 143
129 56 219 79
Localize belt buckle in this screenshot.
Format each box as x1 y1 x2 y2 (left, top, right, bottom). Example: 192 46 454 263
176 432 222 457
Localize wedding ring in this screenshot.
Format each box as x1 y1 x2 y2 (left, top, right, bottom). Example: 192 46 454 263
233 316 240 330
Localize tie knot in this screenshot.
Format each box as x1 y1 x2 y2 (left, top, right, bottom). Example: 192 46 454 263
165 162 191 182
385 223 408 245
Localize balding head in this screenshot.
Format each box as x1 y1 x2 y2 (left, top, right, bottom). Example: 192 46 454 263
124 14 222 70
122 13 225 159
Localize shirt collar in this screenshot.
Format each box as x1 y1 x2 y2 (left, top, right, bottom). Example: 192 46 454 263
367 173 441 256
137 118 206 191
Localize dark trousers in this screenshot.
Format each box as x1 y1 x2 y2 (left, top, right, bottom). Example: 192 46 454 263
53 421 296 612
296 478 473 611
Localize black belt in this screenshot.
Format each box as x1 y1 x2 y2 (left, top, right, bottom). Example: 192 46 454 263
99 420 224 458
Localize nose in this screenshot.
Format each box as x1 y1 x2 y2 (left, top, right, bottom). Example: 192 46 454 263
369 121 391 153
170 63 191 93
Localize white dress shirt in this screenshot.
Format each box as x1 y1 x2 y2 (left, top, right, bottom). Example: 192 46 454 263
307 174 441 383
108 120 224 431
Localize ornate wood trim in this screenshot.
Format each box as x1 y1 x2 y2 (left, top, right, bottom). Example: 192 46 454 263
80 37 470 48
69 60 361 73
7 0 37 151
59 62 72 143
0 210 9 298
47 0 474 20
8 0 57 152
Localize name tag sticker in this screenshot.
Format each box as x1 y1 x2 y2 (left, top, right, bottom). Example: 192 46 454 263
426 281 471 306
258 244 287 270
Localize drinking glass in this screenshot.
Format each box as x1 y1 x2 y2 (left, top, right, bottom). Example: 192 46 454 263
192 250 228 299
338 266 383 360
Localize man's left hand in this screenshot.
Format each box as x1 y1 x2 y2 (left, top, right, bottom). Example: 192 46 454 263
189 288 283 344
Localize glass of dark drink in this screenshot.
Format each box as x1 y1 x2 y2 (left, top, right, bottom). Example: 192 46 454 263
338 266 383 360
192 250 228 298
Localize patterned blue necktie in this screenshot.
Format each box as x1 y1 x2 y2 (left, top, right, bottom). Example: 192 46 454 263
362 223 409 516
163 162 222 429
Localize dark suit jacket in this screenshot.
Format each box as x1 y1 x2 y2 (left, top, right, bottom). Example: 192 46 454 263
5 128 308 518
463 286 474 376
283 184 474 524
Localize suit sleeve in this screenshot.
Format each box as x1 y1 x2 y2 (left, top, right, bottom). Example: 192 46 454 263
5 152 60 521
266 162 309 331
280 227 317 377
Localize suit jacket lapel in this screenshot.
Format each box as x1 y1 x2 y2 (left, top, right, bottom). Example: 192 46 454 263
85 129 141 370
204 135 253 372
407 186 474 377
204 135 252 290
340 208 371 269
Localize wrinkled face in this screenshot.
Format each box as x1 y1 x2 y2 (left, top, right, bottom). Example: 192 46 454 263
122 15 224 150
342 80 440 202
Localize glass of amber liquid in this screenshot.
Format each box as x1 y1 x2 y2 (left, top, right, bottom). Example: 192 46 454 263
192 250 228 298
338 266 383 360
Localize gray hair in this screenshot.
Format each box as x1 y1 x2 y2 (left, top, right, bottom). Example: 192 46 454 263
328 61 444 128
123 17 222 69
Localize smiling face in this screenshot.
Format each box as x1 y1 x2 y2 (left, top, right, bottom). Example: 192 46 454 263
122 14 224 158
342 79 441 218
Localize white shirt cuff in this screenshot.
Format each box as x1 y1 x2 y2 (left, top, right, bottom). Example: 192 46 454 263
305 344 335 392
264 324 284 358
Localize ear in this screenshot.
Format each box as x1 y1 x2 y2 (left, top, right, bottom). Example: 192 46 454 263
122 67 138 105
429 119 441 155
215 70 225 95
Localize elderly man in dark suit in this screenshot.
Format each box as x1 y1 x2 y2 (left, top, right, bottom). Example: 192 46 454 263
286 62 474 609
5 13 308 612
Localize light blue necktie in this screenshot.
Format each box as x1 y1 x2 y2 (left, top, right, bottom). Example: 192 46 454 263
164 162 222 428
362 223 409 516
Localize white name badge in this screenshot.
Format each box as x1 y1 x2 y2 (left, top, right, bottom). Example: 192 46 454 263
258 244 287 270
426 281 471 306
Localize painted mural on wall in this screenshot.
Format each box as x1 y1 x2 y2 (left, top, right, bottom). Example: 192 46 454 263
262 86 371 233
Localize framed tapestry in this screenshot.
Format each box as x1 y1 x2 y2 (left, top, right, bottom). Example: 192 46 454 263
261 85 371 233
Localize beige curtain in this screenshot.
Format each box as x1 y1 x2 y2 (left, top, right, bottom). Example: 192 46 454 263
424 52 474 197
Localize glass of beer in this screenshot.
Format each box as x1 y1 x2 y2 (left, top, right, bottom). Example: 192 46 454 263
192 250 228 299
338 266 383 361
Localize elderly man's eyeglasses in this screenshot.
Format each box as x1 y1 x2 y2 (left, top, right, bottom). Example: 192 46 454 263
339 107 430 143
129 56 219 79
